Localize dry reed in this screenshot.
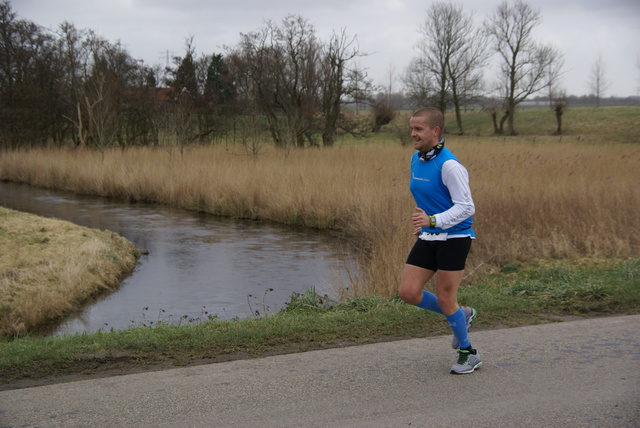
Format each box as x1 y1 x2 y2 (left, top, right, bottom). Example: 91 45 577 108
1 137 638 299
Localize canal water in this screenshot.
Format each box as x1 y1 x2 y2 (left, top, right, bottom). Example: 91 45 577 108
0 182 354 335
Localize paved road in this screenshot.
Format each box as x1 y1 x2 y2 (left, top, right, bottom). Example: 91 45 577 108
1 315 639 427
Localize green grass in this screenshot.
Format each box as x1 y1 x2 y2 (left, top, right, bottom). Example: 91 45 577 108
460 258 640 316
1 258 638 389
1 105 638 389
376 106 640 143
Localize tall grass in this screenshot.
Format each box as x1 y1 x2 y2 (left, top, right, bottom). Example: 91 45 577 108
1 131 638 298
465 137 640 263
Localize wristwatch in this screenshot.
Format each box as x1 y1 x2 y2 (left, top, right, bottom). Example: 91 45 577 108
429 215 436 229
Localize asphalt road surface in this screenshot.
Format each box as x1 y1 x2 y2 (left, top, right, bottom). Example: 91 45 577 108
1 315 639 427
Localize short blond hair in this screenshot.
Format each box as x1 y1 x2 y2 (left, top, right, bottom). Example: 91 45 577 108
412 107 444 138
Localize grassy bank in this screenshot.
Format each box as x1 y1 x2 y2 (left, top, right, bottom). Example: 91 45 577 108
0 207 140 336
1 258 638 389
1 125 638 298
0 106 639 388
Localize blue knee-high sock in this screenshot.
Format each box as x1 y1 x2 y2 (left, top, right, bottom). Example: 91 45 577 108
415 290 443 314
447 309 471 350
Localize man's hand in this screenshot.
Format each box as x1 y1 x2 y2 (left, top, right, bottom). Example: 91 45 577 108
412 207 429 231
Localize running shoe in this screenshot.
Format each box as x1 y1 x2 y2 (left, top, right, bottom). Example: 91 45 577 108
451 306 477 349
450 348 482 374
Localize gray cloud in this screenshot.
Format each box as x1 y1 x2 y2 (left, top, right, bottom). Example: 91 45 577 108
12 0 640 96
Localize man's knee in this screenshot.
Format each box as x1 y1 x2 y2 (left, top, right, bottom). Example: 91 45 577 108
398 286 422 305
400 264 433 305
437 293 456 312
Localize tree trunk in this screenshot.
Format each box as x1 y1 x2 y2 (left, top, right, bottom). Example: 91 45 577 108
453 97 463 135
322 93 340 147
553 105 564 135
507 102 517 135
498 111 509 135
491 111 499 134
555 112 563 135
76 102 85 147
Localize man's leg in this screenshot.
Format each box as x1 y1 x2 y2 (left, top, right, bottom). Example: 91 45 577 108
398 263 436 306
452 306 477 349
434 269 463 315
436 270 471 349
401 264 481 374
437 268 482 374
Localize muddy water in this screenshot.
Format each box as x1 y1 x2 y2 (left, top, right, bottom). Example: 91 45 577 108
0 182 354 335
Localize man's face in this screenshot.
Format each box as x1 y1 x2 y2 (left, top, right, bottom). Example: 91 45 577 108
409 115 439 152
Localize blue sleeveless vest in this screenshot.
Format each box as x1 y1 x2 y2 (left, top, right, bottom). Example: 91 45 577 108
410 148 474 236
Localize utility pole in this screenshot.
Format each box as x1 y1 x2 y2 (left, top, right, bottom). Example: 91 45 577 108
159 50 175 68
158 50 176 87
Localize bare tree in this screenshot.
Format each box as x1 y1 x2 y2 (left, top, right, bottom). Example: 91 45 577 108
0 2 160 149
485 0 564 135
406 2 487 133
545 48 565 110
443 5 488 134
319 29 360 146
172 90 197 157
369 63 398 133
229 16 368 148
414 4 450 113
82 35 135 151
0 1 64 147
345 61 373 115
402 57 437 108
551 89 568 135
55 22 92 144
230 15 321 148
371 97 395 132
588 54 609 107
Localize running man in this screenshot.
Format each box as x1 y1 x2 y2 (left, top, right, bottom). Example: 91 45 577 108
398 107 481 374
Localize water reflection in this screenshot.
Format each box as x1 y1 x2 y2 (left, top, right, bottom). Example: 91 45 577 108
0 182 353 335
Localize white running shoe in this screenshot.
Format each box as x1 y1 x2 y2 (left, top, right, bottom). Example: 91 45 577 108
451 348 482 374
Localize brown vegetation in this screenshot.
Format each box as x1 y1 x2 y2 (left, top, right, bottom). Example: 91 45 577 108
0 207 138 336
1 136 638 302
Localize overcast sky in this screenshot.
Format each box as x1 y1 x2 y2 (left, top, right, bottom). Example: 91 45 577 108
11 0 640 97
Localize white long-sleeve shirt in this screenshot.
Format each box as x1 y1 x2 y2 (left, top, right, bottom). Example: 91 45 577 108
419 159 475 241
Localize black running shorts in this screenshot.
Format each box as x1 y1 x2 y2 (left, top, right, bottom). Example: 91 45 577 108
405 237 472 271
